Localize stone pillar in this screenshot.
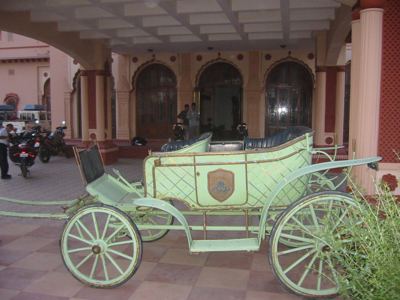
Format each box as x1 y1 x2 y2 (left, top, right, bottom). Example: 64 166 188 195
334 67 346 145
354 4 384 193
63 89 72 139
245 51 262 137
95 72 106 142
178 53 193 110
106 76 113 140
314 68 327 145
116 91 130 140
348 12 361 157
80 73 89 142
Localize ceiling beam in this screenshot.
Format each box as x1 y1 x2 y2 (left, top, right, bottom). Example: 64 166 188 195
215 0 246 40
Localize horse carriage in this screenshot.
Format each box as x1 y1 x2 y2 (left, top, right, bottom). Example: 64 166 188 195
0 127 380 298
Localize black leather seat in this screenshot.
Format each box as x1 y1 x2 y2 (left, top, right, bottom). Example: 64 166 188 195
160 132 212 152
244 126 312 150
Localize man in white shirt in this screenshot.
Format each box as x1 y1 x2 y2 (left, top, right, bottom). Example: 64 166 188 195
0 123 14 179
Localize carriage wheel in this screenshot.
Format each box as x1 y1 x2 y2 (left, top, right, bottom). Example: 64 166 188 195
131 202 174 242
269 191 358 298
61 205 142 288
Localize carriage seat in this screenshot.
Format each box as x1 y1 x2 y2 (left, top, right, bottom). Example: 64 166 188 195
160 132 212 152
244 126 312 149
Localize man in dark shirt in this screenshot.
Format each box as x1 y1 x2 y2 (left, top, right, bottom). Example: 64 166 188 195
177 104 190 140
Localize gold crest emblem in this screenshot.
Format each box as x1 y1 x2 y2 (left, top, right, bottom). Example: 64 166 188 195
207 169 235 202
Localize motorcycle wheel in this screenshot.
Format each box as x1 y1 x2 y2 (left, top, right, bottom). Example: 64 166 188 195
39 150 51 163
20 164 28 178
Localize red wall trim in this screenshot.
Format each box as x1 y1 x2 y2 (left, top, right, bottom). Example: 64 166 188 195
325 67 337 132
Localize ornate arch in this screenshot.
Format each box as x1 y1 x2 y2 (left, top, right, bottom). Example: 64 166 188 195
195 58 243 87
131 59 177 92
3 93 19 110
263 57 315 90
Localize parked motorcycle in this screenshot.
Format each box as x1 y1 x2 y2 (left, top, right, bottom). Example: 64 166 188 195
38 122 70 163
8 130 41 178
172 122 185 141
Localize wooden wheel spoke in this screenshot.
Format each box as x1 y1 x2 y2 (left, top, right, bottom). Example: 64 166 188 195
278 244 315 256
297 252 318 287
101 214 112 240
77 220 96 241
309 204 320 230
326 256 339 285
68 233 93 246
89 255 99 279
283 249 316 274
105 252 124 275
100 254 109 281
107 248 132 261
91 212 100 239
105 224 125 244
317 258 323 290
76 252 94 269
108 240 134 247
280 233 315 244
67 246 92 254
331 207 349 233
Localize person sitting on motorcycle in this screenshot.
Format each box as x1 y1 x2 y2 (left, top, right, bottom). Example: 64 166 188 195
0 123 14 179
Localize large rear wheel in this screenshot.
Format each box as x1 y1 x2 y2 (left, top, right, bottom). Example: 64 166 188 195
269 191 359 298
61 205 142 288
20 163 28 178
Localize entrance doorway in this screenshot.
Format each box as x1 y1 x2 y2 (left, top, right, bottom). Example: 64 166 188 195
198 62 242 140
265 61 313 136
136 64 177 139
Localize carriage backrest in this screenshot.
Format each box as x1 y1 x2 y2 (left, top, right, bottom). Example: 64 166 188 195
74 145 105 185
160 132 212 153
244 126 312 150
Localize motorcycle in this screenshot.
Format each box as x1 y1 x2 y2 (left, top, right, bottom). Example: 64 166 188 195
8 130 41 178
38 122 70 163
172 122 185 141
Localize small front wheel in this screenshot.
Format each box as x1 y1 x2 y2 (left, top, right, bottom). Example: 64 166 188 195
39 148 51 163
61 205 142 288
269 192 359 298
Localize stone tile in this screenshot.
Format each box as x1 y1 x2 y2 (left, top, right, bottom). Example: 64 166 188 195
0 288 20 300
2 236 53 252
28 224 63 239
74 279 141 300
142 244 168 262
133 261 157 281
0 223 40 236
128 281 191 300
247 270 286 294
145 263 202 286
196 267 250 291
251 253 271 272
188 286 246 300
37 240 61 254
11 292 69 300
205 252 253 270
23 271 83 298
160 248 208 266
0 267 46 290
10 252 62 271
0 248 31 266
0 235 19 246
245 290 301 300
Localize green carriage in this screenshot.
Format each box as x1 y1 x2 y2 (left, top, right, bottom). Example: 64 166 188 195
0 128 381 298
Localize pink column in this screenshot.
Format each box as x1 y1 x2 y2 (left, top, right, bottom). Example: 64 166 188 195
79 72 89 142
334 67 345 145
314 68 327 145
355 3 384 193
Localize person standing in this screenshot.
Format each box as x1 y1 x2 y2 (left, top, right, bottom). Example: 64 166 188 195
0 123 14 179
187 102 200 139
177 104 190 140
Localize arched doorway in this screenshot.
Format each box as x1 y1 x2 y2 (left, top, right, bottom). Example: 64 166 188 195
265 61 313 136
136 64 177 139
198 62 242 140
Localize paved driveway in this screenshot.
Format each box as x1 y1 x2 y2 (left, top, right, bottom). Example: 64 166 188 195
0 156 304 300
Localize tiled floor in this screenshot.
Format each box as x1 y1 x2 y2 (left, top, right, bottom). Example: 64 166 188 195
0 156 309 300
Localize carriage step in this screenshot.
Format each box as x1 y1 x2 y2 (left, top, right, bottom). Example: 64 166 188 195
190 238 259 253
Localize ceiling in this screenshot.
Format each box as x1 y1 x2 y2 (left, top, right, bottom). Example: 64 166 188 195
0 0 352 54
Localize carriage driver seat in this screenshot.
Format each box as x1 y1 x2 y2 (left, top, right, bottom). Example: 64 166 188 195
160 132 212 152
244 126 312 150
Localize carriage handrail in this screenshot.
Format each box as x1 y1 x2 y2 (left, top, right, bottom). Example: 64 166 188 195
257 156 382 242
0 210 68 219
0 196 80 206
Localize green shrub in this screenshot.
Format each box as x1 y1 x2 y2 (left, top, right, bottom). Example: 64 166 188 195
332 186 400 300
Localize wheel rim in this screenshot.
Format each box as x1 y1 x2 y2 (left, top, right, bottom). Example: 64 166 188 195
131 204 174 242
61 206 142 287
270 193 358 297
